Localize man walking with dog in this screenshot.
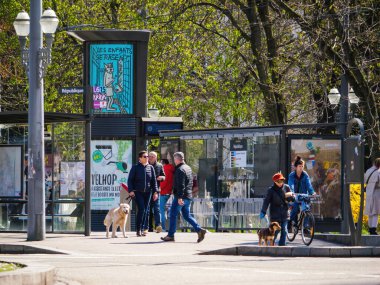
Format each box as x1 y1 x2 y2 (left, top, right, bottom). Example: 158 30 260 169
161 152 207 242
260 172 294 246
128 150 158 237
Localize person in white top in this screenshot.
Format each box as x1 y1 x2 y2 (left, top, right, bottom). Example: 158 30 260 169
364 157 380 235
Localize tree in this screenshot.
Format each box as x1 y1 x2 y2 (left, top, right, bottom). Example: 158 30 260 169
273 0 380 158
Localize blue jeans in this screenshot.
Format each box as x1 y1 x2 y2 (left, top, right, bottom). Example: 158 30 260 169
160 194 171 231
148 194 161 230
290 202 300 223
273 220 288 246
134 191 151 231
168 197 201 237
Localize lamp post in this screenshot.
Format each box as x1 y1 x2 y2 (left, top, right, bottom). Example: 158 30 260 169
14 4 59 241
328 84 360 235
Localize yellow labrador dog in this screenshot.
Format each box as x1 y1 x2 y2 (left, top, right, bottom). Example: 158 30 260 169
104 203 130 238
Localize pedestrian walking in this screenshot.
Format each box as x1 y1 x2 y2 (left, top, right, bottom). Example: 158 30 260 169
127 150 158 237
260 172 294 246
147 151 165 233
161 152 207 242
364 157 380 235
159 159 175 232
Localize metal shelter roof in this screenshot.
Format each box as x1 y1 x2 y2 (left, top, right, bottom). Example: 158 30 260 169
0 111 90 124
66 30 150 42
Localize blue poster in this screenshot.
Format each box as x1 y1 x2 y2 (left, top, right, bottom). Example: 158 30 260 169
89 43 134 114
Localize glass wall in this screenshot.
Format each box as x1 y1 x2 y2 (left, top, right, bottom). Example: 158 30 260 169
176 130 282 231
0 122 85 233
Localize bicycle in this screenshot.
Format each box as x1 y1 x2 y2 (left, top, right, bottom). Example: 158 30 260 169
287 194 318 246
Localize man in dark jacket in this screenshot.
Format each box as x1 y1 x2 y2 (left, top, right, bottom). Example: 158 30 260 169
161 152 206 242
128 150 158 237
147 151 165 233
260 172 294 246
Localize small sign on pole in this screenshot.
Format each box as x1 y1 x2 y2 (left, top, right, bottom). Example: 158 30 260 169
59 87 84 95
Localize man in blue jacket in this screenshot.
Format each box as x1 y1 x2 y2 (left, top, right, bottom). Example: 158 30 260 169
128 150 158 237
288 156 315 227
161 152 207 242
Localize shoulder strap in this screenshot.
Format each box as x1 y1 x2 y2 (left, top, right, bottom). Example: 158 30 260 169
366 168 378 184
274 187 287 205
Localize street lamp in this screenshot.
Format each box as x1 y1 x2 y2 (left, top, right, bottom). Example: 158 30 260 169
14 5 59 241
327 88 341 105
328 87 360 111
148 107 160 118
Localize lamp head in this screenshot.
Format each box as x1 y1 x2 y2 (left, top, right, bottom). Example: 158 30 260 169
348 88 360 104
328 88 341 105
40 8 59 34
13 10 30 37
148 107 160 118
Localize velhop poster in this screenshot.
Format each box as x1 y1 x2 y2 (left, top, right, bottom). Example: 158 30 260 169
89 43 134 114
91 140 133 210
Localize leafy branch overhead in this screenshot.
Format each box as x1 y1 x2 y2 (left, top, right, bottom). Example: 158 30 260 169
0 0 378 157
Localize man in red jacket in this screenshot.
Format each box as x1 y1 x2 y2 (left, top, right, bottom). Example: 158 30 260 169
159 159 175 232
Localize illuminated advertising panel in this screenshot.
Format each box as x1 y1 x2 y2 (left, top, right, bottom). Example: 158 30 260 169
91 140 133 210
89 43 134 114
290 138 342 219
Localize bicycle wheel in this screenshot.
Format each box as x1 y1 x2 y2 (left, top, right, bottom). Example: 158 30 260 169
287 221 297 242
301 211 315 246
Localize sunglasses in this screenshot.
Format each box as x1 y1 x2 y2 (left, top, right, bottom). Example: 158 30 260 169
141 155 149 158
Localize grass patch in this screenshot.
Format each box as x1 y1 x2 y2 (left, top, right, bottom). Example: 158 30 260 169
0 261 24 273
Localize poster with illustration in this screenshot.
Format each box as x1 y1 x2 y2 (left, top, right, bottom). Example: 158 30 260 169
60 161 85 198
91 140 133 210
89 43 134 114
0 145 22 197
290 138 342 220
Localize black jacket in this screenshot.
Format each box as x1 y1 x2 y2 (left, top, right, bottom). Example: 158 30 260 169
151 162 165 191
127 162 158 193
261 183 293 222
173 162 193 199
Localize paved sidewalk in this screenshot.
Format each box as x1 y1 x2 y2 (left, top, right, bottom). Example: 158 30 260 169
1 231 380 285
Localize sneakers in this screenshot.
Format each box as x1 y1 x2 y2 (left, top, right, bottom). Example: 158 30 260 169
197 228 207 243
155 225 163 233
161 235 175 242
142 229 148 236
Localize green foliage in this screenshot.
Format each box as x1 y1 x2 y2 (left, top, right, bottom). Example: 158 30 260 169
0 0 378 157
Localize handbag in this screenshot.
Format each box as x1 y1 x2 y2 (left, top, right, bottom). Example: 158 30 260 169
364 168 377 192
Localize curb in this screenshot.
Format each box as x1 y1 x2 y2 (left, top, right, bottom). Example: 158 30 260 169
314 234 380 246
0 260 55 285
0 244 66 255
199 246 380 257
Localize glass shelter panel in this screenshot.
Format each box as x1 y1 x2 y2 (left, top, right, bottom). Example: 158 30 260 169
179 131 281 231
0 122 86 233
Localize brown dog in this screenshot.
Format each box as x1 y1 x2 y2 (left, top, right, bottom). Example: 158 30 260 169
257 221 281 246
104 203 131 238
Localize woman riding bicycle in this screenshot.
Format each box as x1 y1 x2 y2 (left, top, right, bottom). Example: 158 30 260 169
288 156 316 228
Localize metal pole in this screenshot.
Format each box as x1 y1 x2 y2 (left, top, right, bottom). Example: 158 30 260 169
27 0 45 241
85 117 91 236
346 118 365 246
340 74 349 234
